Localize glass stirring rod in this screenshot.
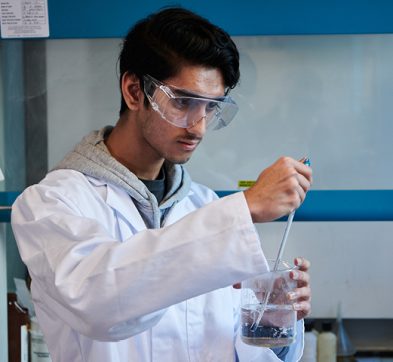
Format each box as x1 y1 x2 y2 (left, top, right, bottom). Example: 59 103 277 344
250 157 311 332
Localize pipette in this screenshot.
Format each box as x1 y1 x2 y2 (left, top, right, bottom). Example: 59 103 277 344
250 157 311 332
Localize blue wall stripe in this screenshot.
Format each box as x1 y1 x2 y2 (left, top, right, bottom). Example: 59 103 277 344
44 0 393 39
0 192 19 223
215 190 393 222
2 190 393 222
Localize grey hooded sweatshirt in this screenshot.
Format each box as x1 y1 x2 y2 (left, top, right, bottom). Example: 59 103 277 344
53 126 192 229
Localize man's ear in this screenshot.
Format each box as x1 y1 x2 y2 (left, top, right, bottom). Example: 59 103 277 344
121 72 144 111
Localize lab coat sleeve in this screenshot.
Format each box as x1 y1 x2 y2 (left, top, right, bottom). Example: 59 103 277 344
284 320 304 361
11 176 268 342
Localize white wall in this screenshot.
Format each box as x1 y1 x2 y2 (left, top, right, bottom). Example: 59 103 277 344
46 38 120 168
46 34 393 318
189 35 393 191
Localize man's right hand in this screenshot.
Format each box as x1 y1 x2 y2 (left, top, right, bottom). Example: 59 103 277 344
243 157 313 223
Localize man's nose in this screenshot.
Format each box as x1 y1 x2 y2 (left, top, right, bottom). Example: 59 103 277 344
187 113 207 137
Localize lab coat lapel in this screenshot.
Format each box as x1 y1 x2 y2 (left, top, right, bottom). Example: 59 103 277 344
161 191 195 226
106 184 147 234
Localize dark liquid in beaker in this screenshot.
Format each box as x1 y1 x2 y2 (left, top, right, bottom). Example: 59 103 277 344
241 305 296 347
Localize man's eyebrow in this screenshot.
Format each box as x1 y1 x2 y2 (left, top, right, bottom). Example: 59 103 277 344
172 88 198 97
171 86 226 101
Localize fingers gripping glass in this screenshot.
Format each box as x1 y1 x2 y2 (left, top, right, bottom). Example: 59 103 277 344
143 74 238 130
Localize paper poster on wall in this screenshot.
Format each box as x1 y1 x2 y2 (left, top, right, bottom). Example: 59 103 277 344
0 0 49 38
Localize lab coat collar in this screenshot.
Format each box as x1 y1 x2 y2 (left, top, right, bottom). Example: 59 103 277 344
89 177 147 232
111 184 149 230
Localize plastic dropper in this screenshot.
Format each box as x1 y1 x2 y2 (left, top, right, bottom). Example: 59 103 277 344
250 157 311 332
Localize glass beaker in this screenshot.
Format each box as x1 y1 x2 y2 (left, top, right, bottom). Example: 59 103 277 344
241 260 297 347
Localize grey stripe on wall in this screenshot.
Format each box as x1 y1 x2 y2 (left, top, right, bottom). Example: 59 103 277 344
23 40 48 186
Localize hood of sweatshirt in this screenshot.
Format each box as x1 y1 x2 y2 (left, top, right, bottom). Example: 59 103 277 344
52 126 192 228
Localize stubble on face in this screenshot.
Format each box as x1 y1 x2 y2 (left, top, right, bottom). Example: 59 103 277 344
138 66 225 165
140 111 202 165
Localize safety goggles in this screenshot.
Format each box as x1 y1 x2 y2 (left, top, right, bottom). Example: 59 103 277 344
143 74 238 130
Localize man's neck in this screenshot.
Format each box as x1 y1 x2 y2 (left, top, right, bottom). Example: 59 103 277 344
104 118 164 180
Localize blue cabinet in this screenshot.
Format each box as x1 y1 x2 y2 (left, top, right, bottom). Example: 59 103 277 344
47 0 393 39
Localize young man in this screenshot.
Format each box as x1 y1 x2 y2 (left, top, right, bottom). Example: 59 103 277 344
11 7 312 362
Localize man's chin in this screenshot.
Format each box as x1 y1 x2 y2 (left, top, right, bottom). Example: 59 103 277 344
171 158 191 165
166 155 192 165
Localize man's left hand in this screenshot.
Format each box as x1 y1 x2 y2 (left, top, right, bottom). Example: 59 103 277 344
288 257 311 320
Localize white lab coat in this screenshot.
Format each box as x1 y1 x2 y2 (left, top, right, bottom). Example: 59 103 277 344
11 169 303 361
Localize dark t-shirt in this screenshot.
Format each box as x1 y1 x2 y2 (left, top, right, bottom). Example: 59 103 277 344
139 168 166 205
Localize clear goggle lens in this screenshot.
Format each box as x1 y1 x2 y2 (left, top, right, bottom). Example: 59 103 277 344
143 74 238 130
